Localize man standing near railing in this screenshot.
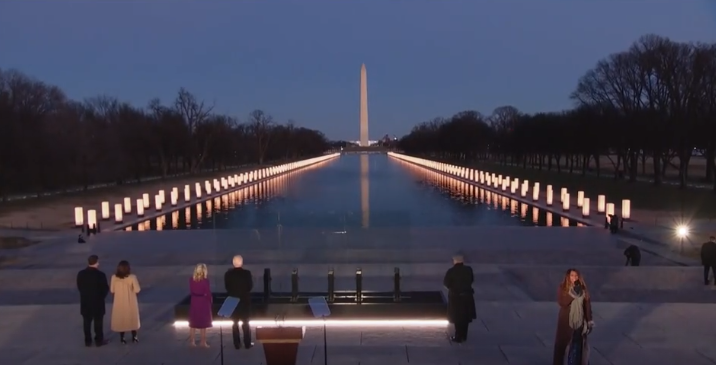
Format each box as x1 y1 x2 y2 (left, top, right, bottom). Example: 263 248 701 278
443 254 476 343
224 255 254 349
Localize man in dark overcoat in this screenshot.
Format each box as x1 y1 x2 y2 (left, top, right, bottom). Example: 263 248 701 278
76 254 109 347
443 254 476 343
225 255 254 349
701 236 716 285
624 244 641 266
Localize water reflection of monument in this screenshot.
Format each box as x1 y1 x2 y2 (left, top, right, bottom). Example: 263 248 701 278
360 154 370 228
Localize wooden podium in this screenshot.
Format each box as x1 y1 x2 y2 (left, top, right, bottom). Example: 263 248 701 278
256 326 305 365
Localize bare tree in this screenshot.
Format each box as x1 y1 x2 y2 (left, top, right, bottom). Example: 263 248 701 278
247 109 274 164
174 88 213 172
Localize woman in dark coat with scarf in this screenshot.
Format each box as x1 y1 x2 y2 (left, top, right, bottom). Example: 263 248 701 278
443 255 477 343
553 268 594 365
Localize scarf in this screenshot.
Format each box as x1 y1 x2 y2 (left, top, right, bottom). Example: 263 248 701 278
568 287 586 332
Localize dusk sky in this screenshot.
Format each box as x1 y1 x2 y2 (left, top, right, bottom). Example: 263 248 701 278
1 1 715 141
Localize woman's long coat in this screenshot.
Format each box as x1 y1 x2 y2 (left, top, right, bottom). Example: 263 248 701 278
110 274 141 332
552 286 592 365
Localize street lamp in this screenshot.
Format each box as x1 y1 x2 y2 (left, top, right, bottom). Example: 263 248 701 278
676 224 689 254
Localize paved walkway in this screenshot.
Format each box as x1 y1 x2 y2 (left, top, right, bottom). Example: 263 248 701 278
1 225 715 364
3 302 716 364
389 153 707 266
0 165 262 230
0 155 337 231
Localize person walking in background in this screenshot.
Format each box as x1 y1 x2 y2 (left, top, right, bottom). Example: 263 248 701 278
623 245 641 266
224 255 253 349
77 254 110 347
609 214 619 234
110 260 141 344
700 236 716 285
443 254 476 343
189 263 213 348
552 269 594 365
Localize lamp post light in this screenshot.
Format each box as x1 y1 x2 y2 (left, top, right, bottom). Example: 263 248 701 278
676 225 689 255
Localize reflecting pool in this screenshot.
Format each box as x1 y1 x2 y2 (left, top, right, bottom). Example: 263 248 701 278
129 154 582 231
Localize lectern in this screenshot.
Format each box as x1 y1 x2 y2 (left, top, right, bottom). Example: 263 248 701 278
256 326 305 365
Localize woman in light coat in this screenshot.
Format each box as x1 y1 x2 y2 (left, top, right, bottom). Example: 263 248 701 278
111 260 141 344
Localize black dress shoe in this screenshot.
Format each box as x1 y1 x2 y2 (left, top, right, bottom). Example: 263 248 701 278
95 340 109 347
234 343 241 349
244 342 254 349
450 336 464 343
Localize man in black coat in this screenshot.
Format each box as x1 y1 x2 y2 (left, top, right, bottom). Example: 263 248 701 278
624 245 641 266
701 236 716 285
224 255 254 349
76 254 109 347
443 255 476 343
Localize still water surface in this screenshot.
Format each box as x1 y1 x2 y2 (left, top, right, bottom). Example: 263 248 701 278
130 154 581 231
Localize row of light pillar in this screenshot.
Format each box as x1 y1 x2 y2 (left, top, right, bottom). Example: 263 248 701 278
74 154 340 229
388 152 631 221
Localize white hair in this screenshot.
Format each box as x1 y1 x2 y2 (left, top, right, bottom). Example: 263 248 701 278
232 255 243 268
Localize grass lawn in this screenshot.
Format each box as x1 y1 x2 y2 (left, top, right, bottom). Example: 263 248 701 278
456 160 716 219
0 236 39 249
0 161 283 217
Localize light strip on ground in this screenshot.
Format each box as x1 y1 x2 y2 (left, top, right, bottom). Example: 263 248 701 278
173 319 448 328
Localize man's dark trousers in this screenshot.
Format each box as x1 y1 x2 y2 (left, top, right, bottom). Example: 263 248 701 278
704 265 716 284
454 321 469 341
232 313 251 348
82 314 104 344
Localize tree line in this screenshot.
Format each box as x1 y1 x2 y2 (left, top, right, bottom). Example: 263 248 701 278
0 68 330 199
398 34 716 190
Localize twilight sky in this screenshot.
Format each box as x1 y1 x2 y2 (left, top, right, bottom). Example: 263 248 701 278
1 1 715 141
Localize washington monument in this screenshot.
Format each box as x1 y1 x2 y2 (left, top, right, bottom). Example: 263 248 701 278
359 64 369 147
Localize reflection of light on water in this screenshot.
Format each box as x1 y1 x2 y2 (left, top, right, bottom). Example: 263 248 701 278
138 222 144 231
221 195 228 211
156 216 164 231
125 226 132 231
172 210 179 229
360 154 370 228
561 217 569 227
395 157 588 228
206 200 213 218
214 197 221 211
185 207 191 226
196 204 203 222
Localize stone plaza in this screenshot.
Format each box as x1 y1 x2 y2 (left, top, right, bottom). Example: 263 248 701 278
2 222 716 364
1 152 716 365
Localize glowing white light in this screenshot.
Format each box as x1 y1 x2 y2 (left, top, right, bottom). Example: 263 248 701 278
172 319 448 328
582 198 590 217
101 202 110 220
676 225 689 238
123 197 131 214
622 199 631 220
74 207 84 226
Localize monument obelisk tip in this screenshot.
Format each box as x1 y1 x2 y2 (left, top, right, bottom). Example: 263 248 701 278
359 63 369 147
